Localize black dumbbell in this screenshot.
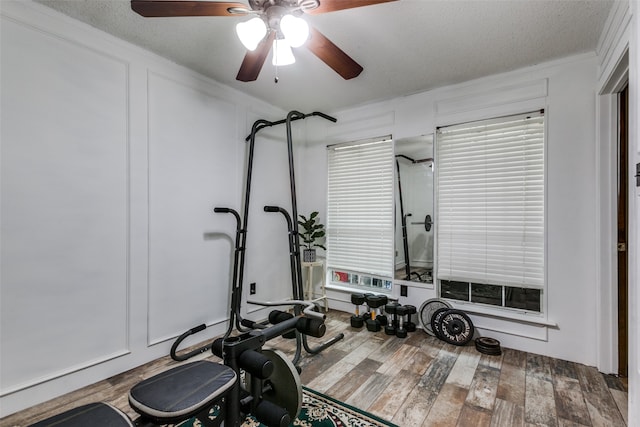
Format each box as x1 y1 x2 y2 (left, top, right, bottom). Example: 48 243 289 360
404 305 417 332
395 305 408 338
350 293 365 328
362 293 375 320
384 302 399 335
365 295 384 332
376 295 389 326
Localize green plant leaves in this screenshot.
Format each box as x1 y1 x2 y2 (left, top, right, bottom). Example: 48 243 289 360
298 211 326 250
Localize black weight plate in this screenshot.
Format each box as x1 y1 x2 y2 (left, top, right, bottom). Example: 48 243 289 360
439 309 474 346
475 338 502 356
475 342 502 355
430 307 450 340
419 298 452 336
475 342 500 352
475 337 500 349
243 349 302 420
475 346 502 356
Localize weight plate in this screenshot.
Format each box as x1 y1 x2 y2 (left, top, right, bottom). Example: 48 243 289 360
439 310 474 346
430 307 450 340
419 298 452 336
475 337 502 355
475 337 500 349
243 348 302 420
475 345 501 355
475 345 502 356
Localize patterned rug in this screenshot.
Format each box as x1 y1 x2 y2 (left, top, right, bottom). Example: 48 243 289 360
177 386 397 427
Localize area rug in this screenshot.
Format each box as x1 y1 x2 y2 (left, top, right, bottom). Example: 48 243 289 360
177 386 397 427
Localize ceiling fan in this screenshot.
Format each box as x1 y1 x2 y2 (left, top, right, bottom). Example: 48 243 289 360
131 0 397 82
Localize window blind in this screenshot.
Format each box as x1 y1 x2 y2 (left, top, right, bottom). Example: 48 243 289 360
436 111 545 288
326 138 394 278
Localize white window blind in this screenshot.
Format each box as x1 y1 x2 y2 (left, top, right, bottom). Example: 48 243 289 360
326 138 394 278
436 111 545 288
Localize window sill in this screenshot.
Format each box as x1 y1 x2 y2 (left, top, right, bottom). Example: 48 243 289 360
325 283 392 295
448 300 558 328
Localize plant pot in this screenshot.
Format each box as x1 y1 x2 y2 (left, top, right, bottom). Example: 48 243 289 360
303 248 317 262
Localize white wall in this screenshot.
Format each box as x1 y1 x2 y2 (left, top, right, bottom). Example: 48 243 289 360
0 1 292 416
299 54 603 367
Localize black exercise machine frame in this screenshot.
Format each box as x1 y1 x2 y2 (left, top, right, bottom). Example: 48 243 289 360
209 301 327 427
31 301 326 427
171 111 343 366
240 111 344 366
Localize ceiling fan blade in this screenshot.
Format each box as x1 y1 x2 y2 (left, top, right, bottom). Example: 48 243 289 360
305 0 397 15
306 27 363 80
236 32 276 82
131 1 249 17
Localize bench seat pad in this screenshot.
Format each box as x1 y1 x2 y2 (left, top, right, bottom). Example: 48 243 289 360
128 360 236 423
28 402 133 427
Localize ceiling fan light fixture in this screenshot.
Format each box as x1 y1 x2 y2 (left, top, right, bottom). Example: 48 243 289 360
236 17 267 51
280 14 309 48
272 38 296 66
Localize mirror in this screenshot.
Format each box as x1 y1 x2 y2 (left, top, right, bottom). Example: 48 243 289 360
394 135 434 285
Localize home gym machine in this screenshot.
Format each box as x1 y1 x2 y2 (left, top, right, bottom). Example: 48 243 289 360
243 111 344 365
31 300 326 427
170 111 343 366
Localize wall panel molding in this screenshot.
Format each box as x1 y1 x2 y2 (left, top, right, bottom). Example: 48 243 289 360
325 110 395 143
0 350 130 397
435 78 548 126
145 71 239 346
1 11 130 395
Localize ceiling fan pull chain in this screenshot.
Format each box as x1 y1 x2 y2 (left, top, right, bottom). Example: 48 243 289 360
274 38 279 83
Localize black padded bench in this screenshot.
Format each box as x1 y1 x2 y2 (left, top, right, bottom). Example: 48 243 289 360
29 402 133 427
129 360 236 425
28 361 236 427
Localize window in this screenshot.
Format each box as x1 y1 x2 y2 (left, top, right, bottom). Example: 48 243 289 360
436 111 545 312
326 137 394 290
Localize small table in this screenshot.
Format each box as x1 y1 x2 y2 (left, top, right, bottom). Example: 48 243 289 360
301 259 328 312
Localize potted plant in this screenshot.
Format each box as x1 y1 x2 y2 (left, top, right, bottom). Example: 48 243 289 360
298 211 326 262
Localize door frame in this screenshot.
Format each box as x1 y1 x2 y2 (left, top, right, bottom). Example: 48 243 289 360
596 50 628 375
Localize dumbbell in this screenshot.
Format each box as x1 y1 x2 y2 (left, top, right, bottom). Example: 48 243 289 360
365 295 386 332
384 302 400 335
377 296 389 326
362 293 375 320
350 293 366 328
404 305 417 332
369 294 389 325
395 305 408 338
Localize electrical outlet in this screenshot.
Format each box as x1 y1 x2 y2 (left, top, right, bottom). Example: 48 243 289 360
401 285 408 297
250 282 256 295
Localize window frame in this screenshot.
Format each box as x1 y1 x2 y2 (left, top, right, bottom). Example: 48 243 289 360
435 110 547 316
325 136 395 292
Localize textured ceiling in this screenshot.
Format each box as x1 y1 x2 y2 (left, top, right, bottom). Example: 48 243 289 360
34 0 614 113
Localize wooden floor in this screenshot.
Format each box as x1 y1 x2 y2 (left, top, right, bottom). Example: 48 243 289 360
1 310 628 427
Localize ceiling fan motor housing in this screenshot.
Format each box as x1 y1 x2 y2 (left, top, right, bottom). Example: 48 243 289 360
248 0 319 13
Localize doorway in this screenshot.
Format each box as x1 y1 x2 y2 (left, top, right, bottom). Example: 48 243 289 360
617 84 629 377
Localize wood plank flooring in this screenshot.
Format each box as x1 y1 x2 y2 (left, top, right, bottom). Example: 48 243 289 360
1 310 628 427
